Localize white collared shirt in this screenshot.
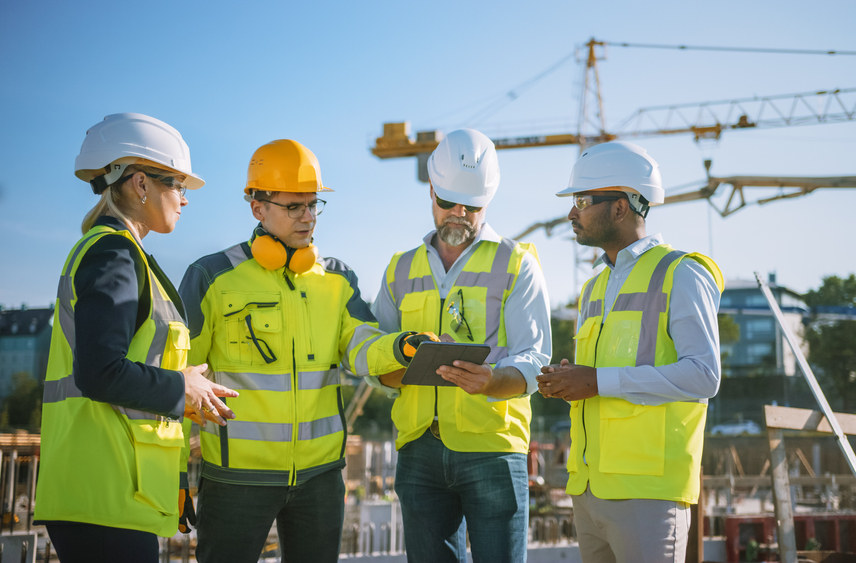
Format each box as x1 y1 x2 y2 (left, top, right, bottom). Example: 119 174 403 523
584 233 722 406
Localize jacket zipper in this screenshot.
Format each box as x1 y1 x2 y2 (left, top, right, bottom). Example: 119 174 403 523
290 340 298 486
284 268 298 486
582 320 604 466
300 291 315 360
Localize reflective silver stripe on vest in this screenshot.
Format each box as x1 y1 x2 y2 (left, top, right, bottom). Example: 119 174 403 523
145 271 185 367
298 414 343 441
204 420 293 442
352 334 384 376
453 238 516 365
55 232 103 356
224 244 250 269
601 250 685 366
390 239 518 365
43 376 84 404
587 300 603 318
391 249 430 306
578 278 603 322
215 371 290 392
298 368 339 391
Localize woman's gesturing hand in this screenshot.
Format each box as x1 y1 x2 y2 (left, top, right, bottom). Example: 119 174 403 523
183 364 239 427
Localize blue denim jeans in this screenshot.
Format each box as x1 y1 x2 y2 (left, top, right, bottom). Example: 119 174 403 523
395 430 529 563
195 468 345 563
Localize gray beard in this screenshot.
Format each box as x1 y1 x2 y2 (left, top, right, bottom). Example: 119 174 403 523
437 217 476 247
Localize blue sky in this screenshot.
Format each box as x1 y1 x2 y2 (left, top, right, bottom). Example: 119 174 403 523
2 0 855 310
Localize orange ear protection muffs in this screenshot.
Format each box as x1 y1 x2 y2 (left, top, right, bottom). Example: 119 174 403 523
251 226 319 273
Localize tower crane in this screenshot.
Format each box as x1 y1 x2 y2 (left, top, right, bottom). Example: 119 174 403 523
369 38 856 289
371 38 856 182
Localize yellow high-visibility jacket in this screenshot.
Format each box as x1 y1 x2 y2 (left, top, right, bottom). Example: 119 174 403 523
36 224 189 537
383 238 539 453
567 244 723 503
179 240 409 486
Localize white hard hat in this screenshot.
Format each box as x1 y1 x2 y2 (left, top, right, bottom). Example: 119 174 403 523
74 113 204 194
427 129 500 207
556 141 663 215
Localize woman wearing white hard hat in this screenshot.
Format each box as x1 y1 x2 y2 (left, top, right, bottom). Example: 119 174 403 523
33 113 238 563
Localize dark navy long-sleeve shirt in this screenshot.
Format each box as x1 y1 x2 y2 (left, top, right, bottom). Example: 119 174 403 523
71 216 185 418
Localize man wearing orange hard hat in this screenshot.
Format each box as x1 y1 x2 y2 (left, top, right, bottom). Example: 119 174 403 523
179 139 433 563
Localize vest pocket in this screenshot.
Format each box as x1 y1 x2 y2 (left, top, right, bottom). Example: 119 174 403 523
161 322 190 371
399 292 429 330
454 390 511 434
598 398 666 476
128 421 183 516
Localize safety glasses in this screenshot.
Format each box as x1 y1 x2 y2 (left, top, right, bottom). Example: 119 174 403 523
435 196 483 214
116 170 188 197
572 194 623 211
256 198 327 219
145 173 188 197
446 289 474 341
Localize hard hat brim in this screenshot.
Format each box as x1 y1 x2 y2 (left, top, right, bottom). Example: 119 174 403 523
243 185 334 195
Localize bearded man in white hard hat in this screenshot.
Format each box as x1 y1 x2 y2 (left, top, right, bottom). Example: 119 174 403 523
369 129 552 563
537 141 724 563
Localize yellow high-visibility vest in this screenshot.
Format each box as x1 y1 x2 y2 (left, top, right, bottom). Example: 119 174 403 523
35 225 189 537
384 238 539 453
567 244 723 503
181 243 407 486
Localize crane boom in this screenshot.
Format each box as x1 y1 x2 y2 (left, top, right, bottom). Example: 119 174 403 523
372 88 856 161
512 174 856 240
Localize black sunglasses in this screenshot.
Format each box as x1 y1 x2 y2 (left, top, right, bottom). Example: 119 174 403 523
435 196 483 214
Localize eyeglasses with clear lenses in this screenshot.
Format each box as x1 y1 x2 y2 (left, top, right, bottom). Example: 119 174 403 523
572 194 623 211
145 173 187 198
435 196 483 214
257 198 327 219
446 289 474 342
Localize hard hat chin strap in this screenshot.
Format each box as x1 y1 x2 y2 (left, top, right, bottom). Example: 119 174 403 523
89 163 132 195
626 193 650 219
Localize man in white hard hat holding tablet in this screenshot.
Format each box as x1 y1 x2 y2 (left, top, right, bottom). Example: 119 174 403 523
369 129 552 563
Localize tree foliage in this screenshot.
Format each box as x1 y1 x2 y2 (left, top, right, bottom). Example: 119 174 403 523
2 372 42 431
804 274 856 308
804 275 856 411
718 314 741 372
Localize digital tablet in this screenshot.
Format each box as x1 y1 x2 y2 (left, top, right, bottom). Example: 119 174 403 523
401 342 491 387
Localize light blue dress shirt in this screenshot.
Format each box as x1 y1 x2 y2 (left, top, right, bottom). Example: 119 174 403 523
369 223 552 399
581 233 722 407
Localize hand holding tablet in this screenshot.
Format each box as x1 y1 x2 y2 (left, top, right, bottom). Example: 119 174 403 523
401 342 491 387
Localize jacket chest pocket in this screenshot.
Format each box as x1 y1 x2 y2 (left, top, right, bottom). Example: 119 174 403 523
399 292 437 333
161 322 190 371
573 317 599 364
222 293 282 366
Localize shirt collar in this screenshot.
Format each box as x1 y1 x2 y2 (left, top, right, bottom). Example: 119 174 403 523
593 233 664 269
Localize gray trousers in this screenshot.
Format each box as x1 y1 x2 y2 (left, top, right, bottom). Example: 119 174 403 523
572 486 690 563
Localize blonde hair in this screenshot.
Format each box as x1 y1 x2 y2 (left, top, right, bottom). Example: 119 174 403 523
80 163 178 234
